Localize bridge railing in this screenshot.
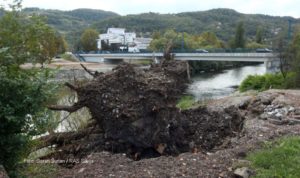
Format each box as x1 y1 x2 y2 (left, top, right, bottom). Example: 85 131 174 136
75 48 276 54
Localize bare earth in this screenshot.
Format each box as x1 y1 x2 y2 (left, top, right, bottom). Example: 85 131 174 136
21 59 115 71
53 89 300 178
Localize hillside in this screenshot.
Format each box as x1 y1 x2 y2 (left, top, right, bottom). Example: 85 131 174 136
21 8 119 49
22 8 119 33
94 8 299 41
15 8 300 50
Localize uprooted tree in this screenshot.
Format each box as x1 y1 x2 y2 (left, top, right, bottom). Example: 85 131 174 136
41 60 244 161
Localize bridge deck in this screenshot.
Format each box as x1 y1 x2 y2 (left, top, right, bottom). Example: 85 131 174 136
78 52 278 62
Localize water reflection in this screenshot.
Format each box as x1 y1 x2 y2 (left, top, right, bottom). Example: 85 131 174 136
55 89 91 132
188 64 266 101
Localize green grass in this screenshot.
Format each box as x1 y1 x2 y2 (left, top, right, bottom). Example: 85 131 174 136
176 95 197 110
247 136 300 178
17 163 59 178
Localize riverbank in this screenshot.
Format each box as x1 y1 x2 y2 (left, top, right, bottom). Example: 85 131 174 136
22 89 300 178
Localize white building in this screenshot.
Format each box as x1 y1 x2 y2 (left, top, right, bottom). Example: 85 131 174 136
97 28 152 51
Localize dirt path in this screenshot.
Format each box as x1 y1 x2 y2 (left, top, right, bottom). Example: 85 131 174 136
21 59 116 71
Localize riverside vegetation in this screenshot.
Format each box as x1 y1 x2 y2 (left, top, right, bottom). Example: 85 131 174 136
0 1 66 177
1 1 300 178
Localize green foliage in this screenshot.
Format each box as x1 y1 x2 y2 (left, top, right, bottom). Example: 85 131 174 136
239 73 285 92
247 136 300 178
80 28 99 52
256 27 263 44
21 8 119 51
26 15 65 65
0 11 66 66
93 8 299 44
17 8 300 51
0 67 57 176
246 42 267 49
287 31 300 87
149 29 223 51
234 22 246 48
0 4 59 176
176 95 196 110
17 163 59 178
61 53 78 62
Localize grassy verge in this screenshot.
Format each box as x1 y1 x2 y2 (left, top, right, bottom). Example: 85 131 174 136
246 136 300 178
176 95 196 110
239 72 298 92
17 163 59 178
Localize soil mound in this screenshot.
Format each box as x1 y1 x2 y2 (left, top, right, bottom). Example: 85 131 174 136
44 61 244 160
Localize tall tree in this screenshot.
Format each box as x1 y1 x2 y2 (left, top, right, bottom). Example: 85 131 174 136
288 30 300 86
234 22 246 48
80 28 99 52
0 1 58 176
256 27 263 44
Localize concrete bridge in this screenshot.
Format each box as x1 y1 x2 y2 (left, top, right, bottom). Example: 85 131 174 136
77 52 280 73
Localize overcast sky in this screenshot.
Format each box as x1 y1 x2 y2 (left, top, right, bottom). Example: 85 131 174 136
2 0 300 18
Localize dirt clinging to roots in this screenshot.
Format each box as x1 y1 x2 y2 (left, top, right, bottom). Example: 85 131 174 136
45 61 244 160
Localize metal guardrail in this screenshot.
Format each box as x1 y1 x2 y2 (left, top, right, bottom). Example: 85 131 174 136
75 48 275 54
77 52 278 63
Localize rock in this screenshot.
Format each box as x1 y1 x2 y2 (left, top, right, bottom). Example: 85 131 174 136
260 97 272 105
268 118 289 125
264 105 274 112
294 109 300 115
288 106 295 112
287 118 300 125
232 160 251 169
259 113 269 120
0 165 9 178
233 167 252 178
238 99 250 110
275 112 283 118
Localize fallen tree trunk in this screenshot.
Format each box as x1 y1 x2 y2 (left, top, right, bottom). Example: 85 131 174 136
43 60 244 160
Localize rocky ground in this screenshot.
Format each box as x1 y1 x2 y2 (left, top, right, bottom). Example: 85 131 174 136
48 89 300 178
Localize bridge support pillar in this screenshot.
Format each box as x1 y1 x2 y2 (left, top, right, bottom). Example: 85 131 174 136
265 59 280 73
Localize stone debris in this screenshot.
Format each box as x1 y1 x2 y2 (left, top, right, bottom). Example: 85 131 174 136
246 91 300 125
233 167 252 178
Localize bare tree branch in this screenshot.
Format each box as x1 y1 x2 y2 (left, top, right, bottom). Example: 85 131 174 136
65 82 78 91
80 63 96 77
48 103 83 113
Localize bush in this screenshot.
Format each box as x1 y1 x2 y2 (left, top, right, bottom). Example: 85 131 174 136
239 73 285 92
61 53 78 62
0 7 61 177
0 67 57 177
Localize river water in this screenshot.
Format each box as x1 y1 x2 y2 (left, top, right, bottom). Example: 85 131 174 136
188 63 266 101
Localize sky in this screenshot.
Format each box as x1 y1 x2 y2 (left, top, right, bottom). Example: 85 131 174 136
1 0 300 18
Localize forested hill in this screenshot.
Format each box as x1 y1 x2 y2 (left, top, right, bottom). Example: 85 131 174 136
22 8 119 33
15 8 300 49
20 8 119 49
94 8 299 41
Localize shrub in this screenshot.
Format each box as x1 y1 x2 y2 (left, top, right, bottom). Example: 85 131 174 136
239 73 285 92
0 67 57 177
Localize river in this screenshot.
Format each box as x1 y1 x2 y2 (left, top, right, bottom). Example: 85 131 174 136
188 63 266 101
